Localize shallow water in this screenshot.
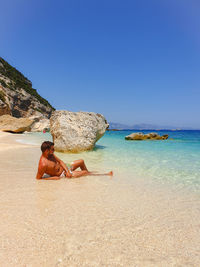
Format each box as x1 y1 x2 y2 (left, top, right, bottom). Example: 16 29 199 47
17 130 200 191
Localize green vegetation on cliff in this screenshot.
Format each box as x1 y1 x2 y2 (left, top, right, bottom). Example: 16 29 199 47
0 57 55 110
0 90 6 103
0 79 7 88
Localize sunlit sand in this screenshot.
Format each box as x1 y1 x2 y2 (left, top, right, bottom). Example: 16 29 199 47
0 132 200 266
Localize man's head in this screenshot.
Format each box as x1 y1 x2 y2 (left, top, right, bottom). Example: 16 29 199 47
41 141 54 156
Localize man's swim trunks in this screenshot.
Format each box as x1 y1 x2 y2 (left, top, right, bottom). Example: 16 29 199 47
60 170 66 177
66 162 73 174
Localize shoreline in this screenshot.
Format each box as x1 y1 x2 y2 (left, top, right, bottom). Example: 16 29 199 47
0 131 37 150
0 131 200 266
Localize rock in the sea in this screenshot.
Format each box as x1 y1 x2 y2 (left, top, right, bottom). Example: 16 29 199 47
125 132 168 140
0 115 34 133
50 110 109 152
125 132 145 140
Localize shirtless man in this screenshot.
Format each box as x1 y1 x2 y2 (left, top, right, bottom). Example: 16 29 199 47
36 141 113 180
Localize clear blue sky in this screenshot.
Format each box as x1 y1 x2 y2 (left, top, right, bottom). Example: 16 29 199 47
1 0 200 128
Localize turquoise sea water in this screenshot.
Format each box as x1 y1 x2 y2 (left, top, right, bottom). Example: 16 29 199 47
18 130 200 190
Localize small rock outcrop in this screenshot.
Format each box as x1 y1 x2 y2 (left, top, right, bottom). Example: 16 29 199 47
50 110 109 152
125 132 169 140
0 115 34 133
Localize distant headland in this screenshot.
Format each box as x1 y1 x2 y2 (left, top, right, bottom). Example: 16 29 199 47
108 122 199 131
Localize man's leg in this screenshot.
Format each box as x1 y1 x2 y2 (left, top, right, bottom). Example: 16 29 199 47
71 159 88 171
68 159 113 178
71 170 113 178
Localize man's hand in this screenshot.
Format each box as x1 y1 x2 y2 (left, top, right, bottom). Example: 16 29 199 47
65 170 73 178
53 154 73 178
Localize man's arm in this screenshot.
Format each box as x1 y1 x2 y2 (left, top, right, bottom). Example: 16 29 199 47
36 163 60 180
39 176 60 180
53 154 72 178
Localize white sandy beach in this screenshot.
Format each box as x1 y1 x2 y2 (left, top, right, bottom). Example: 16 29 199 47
0 131 200 266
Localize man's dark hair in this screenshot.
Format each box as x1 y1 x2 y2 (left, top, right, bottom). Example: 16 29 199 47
41 141 54 152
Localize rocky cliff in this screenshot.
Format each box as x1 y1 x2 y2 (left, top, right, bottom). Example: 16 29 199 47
0 57 55 118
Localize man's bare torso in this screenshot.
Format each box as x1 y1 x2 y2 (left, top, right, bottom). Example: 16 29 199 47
39 154 64 176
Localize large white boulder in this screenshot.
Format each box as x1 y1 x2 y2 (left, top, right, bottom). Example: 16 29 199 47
50 110 109 152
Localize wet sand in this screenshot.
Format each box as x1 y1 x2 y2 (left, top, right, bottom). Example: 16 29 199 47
0 132 200 266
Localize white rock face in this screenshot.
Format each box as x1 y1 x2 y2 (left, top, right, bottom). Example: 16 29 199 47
0 85 11 116
50 110 109 152
0 74 54 119
31 118 50 132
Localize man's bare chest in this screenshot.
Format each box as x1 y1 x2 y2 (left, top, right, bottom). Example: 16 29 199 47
45 158 60 171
